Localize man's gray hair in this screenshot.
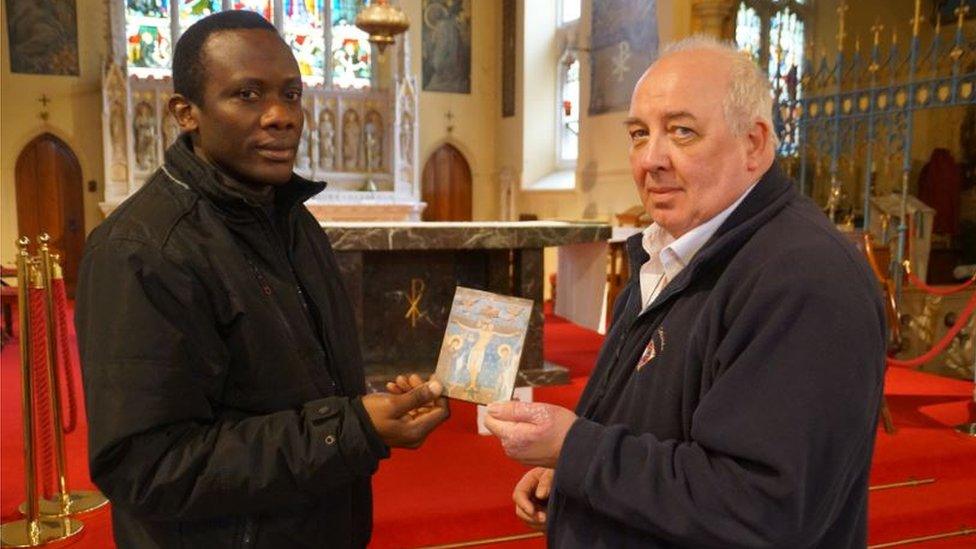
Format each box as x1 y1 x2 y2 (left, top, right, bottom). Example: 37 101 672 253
658 35 778 147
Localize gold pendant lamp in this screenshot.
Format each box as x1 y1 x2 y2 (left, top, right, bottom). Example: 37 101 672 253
355 0 410 54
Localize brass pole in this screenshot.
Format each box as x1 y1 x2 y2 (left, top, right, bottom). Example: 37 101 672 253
16 238 38 536
0 238 83 546
18 239 108 518
37 236 70 513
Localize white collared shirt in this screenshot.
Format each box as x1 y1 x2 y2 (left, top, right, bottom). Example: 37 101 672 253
639 182 758 308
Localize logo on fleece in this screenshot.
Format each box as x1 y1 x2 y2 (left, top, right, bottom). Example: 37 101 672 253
635 327 666 372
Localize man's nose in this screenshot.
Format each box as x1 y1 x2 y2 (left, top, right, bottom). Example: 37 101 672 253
639 133 671 173
261 100 301 131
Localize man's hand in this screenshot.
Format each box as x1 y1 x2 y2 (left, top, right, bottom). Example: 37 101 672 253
483 401 577 467
385 374 436 418
363 380 450 449
513 467 553 531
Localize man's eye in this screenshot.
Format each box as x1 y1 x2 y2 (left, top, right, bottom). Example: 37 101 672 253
285 90 303 101
671 126 696 140
239 89 259 100
629 128 648 141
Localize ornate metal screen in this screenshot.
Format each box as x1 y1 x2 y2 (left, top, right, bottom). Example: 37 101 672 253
780 0 975 297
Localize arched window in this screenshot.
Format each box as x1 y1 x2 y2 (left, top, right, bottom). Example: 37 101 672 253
558 53 580 165
124 0 371 88
734 0 808 155
556 0 581 169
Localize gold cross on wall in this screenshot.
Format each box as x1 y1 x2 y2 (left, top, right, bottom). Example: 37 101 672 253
38 94 51 121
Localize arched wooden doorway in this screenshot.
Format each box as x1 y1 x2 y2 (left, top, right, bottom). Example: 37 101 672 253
421 143 472 221
15 133 85 296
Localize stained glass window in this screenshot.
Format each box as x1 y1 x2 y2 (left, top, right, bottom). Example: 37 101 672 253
734 1 807 156
735 2 762 62
284 0 327 84
769 7 804 99
559 0 580 25
179 0 220 32
125 0 374 88
330 0 371 89
127 0 172 77
232 0 273 22
559 56 580 163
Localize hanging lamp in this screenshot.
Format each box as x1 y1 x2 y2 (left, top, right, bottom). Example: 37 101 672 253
355 0 410 54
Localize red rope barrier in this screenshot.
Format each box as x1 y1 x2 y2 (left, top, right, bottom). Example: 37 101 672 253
29 287 55 498
887 289 976 368
52 278 78 434
905 269 976 296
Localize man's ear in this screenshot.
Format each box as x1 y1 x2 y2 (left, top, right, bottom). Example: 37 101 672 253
744 118 773 170
169 94 199 132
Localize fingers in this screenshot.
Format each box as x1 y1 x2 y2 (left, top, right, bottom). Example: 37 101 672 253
536 468 554 500
389 380 444 416
513 470 540 516
482 413 512 439
487 400 549 424
515 503 546 531
397 401 450 448
513 469 547 531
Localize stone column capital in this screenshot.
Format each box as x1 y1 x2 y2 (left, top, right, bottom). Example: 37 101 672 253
691 0 737 40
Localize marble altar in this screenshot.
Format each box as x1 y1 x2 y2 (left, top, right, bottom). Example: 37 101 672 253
322 221 611 389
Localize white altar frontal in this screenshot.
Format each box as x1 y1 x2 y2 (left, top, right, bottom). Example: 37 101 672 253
99 1 424 221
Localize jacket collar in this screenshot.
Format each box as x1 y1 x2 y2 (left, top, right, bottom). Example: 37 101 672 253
626 162 796 302
163 133 325 218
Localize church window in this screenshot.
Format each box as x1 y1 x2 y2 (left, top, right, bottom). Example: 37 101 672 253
123 0 371 87
558 0 580 25
735 3 762 61
734 0 808 155
126 0 173 77
555 0 581 170
329 0 372 89
284 0 327 85
179 1 221 31
232 0 273 21
558 54 580 165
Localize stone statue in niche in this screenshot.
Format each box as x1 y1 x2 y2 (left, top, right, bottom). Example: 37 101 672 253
133 100 158 170
343 109 361 171
110 97 126 159
363 110 383 171
105 62 128 181
399 112 413 170
297 107 312 170
318 109 336 171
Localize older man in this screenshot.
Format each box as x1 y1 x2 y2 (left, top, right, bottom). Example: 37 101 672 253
485 37 886 548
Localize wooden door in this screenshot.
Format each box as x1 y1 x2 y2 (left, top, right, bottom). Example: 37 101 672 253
15 134 85 296
421 144 472 221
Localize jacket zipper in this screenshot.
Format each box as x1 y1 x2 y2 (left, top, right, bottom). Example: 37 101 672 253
253 208 342 396
239 516 255 548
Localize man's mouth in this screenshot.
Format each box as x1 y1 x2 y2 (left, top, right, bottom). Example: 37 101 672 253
256 145 297 162
646 186 681 195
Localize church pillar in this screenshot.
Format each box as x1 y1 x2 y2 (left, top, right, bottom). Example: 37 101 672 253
690 0 736 41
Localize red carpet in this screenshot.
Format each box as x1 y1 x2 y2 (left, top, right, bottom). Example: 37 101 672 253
1 303 974 548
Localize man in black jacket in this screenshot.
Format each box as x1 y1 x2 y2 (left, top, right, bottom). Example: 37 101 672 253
485 37 886 548
76 11 448 548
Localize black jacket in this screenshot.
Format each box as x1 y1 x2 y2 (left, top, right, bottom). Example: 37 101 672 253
549 164 886 548
76 136 388 548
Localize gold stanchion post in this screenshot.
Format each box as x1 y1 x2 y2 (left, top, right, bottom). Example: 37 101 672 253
0 237 82 547
16 235 109 517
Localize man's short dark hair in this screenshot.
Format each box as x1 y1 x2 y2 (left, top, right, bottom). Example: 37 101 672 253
172 10 281 105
